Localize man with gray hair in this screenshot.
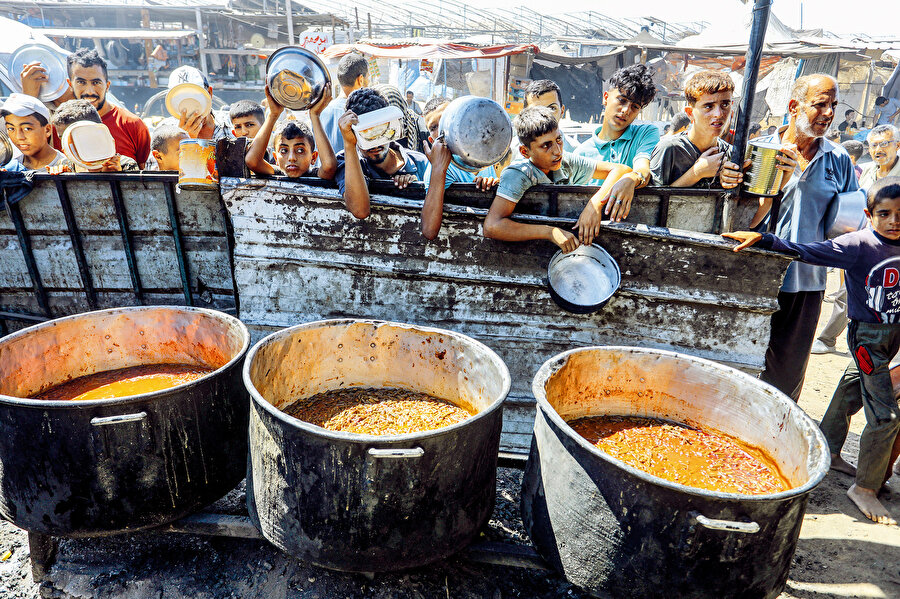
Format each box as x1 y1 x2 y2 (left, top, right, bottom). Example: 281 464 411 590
721 74 859 401
859 125 900 189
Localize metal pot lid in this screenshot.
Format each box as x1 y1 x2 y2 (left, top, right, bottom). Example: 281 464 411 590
0 130 14 166
265 46 330 111
8 43 69 102
439 96 513 170
547 244 621 311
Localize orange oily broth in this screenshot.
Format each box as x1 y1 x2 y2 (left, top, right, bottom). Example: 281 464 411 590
284 387 475 435
568 415 790 495
34 364 214 401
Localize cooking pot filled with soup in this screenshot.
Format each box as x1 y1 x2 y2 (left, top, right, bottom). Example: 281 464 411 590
521 346 829 599
244 319 510 572
0 306 250 537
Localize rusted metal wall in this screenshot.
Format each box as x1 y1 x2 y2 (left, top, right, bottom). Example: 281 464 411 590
222 178 791 453
0 174 236 333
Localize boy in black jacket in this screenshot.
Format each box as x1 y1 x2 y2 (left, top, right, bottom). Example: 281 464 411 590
725 176 900 525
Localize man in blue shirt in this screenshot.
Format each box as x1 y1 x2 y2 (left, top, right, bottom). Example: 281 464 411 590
722 74 859 400
872 96 900 127
320 54 369 155
574 64 659 201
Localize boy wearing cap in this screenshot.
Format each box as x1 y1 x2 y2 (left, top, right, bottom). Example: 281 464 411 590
67 49 149 167
1 93 68 172
165 66 232 142
163 66 231 141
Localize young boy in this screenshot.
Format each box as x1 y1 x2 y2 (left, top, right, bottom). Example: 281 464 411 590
49 99 137 172
650 70 735 187
336 87 428 219
245 84 336 180
149 125 187 171
1 93 67 172
483 106 631 252
421 96 498 239
229 100 265 140
724 176 900 526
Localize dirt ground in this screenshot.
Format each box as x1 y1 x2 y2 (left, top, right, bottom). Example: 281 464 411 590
1 271 898 599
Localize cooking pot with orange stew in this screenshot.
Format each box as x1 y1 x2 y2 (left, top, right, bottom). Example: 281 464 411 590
521 346 829 599
0 306 250 537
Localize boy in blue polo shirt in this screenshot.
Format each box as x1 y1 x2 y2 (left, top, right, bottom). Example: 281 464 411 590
574 64 659 202
483 106 631 252
724 176 900 526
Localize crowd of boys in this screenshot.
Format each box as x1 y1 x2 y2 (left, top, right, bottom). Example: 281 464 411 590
3 48 899 526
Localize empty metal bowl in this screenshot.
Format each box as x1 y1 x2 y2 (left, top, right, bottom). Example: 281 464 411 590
547 244 621 314
266 46 330 111
439 96 513 173
9 43 69 102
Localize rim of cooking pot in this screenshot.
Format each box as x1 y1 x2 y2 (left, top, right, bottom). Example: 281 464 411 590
532 345 830 502
243 318 511 443
0 306 250 409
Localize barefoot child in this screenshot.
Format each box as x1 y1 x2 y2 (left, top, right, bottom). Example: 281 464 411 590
724 176 900 525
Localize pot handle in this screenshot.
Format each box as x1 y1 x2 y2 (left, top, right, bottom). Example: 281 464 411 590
90 412 148 426
367 447 425 459
693 513 760 534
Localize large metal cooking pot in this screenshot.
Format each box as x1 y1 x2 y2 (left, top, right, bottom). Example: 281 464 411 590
439 96 513 173
0 306 250 537
265 46 330 111
244 319 510 572
521 346 829 599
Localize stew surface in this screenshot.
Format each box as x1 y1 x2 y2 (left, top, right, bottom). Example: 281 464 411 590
284 387 473 435
35 364 213 401
568 415 790 495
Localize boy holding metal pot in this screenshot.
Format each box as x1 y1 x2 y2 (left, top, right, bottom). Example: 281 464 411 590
724 177 900 526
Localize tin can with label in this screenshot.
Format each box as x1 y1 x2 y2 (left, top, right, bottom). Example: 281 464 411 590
178 139 218 189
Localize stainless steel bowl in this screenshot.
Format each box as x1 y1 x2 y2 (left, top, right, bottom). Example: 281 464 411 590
266 46 330 111
825 189 868 239
0 130 14 166
439 96 513 173
547 244 621 313
8 43 69 102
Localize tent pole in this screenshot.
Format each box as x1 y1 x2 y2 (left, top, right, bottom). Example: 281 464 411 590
724 0 773 232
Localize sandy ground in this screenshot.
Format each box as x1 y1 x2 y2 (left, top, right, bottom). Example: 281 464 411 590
1 271 898 599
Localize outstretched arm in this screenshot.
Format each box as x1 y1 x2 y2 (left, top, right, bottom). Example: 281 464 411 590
484 196 579 252
245 86 282 176
338 110 370 219
421 136 452 239
309 83 337 180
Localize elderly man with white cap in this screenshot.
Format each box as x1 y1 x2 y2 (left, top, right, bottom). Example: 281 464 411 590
1 93 68 172
161 66 232 142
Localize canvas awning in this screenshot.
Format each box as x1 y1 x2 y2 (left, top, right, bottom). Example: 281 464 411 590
34 27 197 40
321 42 538 61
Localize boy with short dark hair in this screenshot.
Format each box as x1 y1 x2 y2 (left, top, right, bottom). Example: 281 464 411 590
483 106 631 252
420 96 498 239
229 100 265 139
245 85 336 180
1 93 67 172
724 176 900 526
336 87 428 219
650 70 735 187
48 99 138 172
149 125 187 171
522 79 573 152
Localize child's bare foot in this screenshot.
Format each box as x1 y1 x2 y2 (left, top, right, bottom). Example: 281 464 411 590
830 453 856 476
847 484 897 525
